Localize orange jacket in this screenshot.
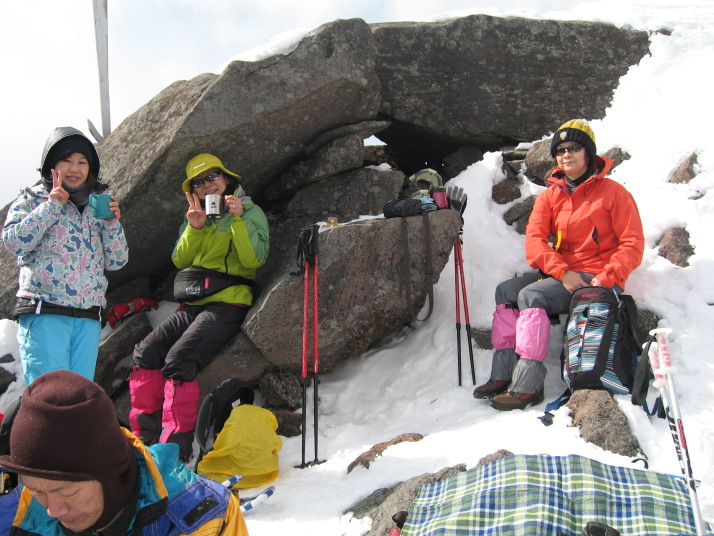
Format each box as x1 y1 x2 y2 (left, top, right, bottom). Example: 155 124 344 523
525 156 644 290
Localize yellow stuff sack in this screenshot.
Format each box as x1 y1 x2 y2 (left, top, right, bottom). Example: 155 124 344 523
197 404 282 489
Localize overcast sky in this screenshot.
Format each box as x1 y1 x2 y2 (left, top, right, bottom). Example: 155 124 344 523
1 0 573 206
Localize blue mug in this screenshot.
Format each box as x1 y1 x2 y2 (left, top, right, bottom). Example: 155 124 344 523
89 194 114 219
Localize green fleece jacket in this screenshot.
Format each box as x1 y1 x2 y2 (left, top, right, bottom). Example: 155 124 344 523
171 194 269 306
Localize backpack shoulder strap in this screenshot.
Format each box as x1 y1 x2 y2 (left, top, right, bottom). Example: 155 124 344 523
416 211 434 322
540 388 572 426
399 217 414 317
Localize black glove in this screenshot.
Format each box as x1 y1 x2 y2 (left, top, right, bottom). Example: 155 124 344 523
446 186 467 217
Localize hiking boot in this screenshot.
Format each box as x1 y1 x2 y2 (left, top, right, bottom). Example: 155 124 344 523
473 380 509 399
490 389 544 411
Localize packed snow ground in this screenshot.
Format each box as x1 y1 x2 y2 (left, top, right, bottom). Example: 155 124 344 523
2 2 714 535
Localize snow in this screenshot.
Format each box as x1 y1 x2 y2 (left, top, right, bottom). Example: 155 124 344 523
2 2 714 535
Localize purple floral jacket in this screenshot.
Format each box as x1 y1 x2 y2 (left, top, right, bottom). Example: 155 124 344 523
2 185 128 309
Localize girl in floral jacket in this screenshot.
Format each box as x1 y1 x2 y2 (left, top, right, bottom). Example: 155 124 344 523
2 127 128 384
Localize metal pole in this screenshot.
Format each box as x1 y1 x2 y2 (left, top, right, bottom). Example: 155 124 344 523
91 0 111 141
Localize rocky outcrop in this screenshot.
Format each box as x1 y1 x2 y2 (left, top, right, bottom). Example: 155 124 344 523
244 210 462 372
668 152 699 184
657 227 695 267
0 14 652 408
566 389 642 457
371 15 650 173
106 17 381 292
347 433 425 473
346 464 467 536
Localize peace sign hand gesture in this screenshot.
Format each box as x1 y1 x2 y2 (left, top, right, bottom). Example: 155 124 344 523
49 169 69 204
185 192 207 230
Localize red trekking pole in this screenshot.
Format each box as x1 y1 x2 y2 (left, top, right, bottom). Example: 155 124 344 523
446 186 474 386
454 237 475 386
296 224 325 468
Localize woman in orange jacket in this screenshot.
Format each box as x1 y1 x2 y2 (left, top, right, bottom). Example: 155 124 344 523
473 119 644 411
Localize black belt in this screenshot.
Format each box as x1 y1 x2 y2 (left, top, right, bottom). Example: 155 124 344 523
14 298 102 321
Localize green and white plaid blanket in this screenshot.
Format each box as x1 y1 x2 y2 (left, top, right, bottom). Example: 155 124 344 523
402 454 698 536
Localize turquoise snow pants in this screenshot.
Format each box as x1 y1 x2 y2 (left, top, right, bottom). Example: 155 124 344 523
17 314 101 385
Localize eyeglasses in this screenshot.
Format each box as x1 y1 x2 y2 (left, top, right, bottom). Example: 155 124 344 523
190 171 221 189
555 144 583 156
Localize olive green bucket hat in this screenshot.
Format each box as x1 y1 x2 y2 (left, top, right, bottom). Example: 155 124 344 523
182 153 241 192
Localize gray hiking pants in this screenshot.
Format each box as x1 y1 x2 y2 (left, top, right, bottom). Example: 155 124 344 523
490 272 597 394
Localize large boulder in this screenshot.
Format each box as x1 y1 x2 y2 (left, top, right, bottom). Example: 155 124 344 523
0 13 658 411
371 15 650 172
259 167 405 287
244 210 462 372
98 18 380 295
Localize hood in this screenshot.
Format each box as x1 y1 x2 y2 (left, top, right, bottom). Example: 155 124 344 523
39 127 100 188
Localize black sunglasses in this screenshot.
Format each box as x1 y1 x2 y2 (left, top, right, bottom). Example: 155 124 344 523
555 144 583 156
191 171 221 189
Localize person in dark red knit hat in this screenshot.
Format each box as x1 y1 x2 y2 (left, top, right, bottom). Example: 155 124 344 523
0 370 248 535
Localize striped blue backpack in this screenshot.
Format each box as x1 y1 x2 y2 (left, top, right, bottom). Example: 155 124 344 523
563 286 643 394
542 286 655 423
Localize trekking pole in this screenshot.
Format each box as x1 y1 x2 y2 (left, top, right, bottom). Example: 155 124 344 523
454 238 476 385
295 225 325 469
296 227 312 468
447 186 473 386
648 328 705 536
454 240 463 386
309 224 325 466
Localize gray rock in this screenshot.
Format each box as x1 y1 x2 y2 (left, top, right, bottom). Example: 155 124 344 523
502 149 529 161
492 178 522 205
504 195 536 235
524 139 555 185
657 227 695 267
101 18 380 295
668 152 699 184
266 135 366 202
363 146 400 171
0 364 16 395
305 121 391 156
198 334 270 388
243 210 463 372
346 464 467 535
347 433 424 473
104 278 155 311
503 160 524 181
567 389 642 457
271 408 302 437
602 146 631 170
260 167 405 282
638 308 660 336
470 329 493 351
372 15 649 167
476 449 514 467
284 168 404 221
259 371 303 410
443 146 484 179
95 312 154 388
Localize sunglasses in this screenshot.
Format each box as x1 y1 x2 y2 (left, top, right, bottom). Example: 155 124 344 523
190 171 221 189
555 144 583 156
